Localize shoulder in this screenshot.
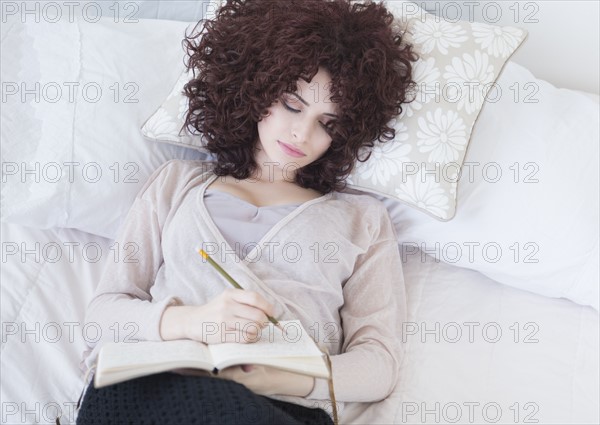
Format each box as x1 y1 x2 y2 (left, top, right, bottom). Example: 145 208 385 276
137 159 215 201
326 189 398 241
331 189 389 215
151 159 215 181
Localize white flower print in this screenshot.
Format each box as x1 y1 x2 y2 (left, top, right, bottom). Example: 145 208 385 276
411 18 468 55
471 23 524 58
416 108 467 163
443 50 494 114
400 57 440 119
353 121 411 186
395 173 450 219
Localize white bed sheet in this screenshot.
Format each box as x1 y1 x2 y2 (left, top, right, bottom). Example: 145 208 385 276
1 220 598 424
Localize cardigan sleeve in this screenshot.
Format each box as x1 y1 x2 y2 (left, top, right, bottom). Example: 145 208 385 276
83 160 185 350
306 200 405 403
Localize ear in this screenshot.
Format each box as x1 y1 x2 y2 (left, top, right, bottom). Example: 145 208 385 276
257 109 272 122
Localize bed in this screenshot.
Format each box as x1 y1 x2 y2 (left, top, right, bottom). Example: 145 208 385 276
1 1 598 424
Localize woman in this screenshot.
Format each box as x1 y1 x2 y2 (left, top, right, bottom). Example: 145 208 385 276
77 0 417 424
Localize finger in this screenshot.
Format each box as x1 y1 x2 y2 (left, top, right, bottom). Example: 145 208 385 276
232 304 271 328
222 318 262 336
230 290 275 319
220 322 262 344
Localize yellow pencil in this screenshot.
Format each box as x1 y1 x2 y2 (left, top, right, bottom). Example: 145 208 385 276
196 248 285 333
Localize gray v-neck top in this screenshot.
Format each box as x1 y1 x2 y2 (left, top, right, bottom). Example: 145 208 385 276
203 189 302 261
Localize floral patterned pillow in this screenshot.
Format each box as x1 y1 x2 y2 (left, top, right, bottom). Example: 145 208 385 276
141 3 527 220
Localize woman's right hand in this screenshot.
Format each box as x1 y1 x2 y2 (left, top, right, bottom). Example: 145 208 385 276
160 288 275 345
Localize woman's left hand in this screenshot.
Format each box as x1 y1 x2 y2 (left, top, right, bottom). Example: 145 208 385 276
218 364 315 397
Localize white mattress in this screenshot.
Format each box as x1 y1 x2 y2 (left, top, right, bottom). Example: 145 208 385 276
1 220 598 424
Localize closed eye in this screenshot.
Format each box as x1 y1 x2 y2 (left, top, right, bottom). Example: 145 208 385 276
282 102 300 113
282 101 333 133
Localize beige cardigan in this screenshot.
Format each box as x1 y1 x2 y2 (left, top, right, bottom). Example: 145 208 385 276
82 159 406 422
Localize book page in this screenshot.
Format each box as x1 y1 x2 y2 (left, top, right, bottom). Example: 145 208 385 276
98 340 213 371
208 320 323 366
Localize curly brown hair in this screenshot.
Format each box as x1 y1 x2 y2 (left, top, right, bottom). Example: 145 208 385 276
182 0 418 193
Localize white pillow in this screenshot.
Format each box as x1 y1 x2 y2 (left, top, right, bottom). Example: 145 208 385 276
371 61 599 310
141 1 528 222
1 15 210 240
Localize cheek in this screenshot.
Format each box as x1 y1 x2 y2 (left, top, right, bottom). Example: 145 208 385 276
319 137 333 153
257 111 272 134
266 105 286 122
258 106 286 133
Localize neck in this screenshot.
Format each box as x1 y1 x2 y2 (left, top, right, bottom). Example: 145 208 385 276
250 165 296 184
252 148 297 184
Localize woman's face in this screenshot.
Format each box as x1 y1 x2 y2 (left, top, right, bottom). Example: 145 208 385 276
255 67 338 180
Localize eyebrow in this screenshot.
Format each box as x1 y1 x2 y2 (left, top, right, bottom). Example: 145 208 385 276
285 92 338 118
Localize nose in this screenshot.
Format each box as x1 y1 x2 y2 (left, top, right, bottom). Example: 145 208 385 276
291 116 313 145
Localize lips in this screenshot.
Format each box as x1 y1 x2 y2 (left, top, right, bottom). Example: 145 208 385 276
278 141 306 158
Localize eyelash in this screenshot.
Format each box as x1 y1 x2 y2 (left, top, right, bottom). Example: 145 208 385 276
282 101 333 133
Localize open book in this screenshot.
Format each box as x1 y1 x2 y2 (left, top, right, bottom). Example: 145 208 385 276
94 320 330 388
